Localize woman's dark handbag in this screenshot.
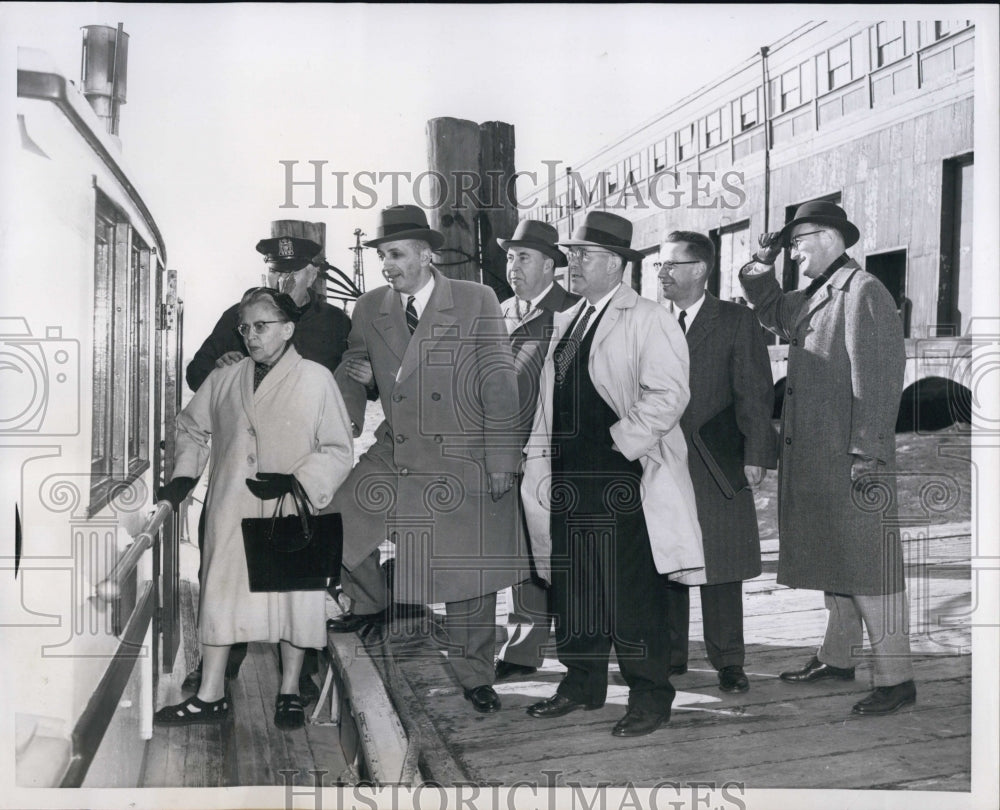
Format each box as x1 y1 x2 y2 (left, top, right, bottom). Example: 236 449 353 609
241 478 343 592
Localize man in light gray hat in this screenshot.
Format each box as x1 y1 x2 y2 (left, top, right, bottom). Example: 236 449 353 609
494 220 579 681
739 199 915 716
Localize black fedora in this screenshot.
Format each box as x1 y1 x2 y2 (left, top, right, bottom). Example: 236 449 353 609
558 211 644 264
779 200 860 248
497 219 568 268
255 236 323 271
363 204 444 251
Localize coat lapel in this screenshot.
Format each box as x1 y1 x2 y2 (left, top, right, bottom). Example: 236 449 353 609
372 287 410 368
396 270 458 386
685 293 718 353
793 261 860 330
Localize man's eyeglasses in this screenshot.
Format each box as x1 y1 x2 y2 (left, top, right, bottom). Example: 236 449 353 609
566 247 613 262
789 230 824 249
237 320 285 337
654 260 701 273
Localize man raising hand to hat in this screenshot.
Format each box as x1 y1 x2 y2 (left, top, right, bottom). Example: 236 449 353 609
739 200 915 717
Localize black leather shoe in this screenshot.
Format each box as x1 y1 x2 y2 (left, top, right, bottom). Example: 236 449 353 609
851 681 916 716
611 707 669 737
464 685 501 714
780 655 855 683
326 609 388 634
718 665 750 693
495 660 538 680
667 664 688 677
526 693 602 718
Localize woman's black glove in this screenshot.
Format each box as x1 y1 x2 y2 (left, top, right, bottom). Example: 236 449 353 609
156 476 197 511
245 472 297 500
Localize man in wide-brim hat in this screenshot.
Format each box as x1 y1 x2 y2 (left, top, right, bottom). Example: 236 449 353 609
521 210 705 738
739 200 916 717
492 220 579 683
328 204 527 716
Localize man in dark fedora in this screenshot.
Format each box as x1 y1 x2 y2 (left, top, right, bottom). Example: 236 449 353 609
659 229 778 695
493 220 579 681
180 232 351 701
328 204 528 715
520 211 705 737
739 200 915 716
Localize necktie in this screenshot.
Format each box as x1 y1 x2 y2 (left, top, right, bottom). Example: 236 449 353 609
516 298 531 320
678 310 687 334
253 362 270 392
405 295 419 335
554 305 596 385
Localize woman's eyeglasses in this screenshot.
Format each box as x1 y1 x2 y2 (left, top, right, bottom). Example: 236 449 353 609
237 320 285 337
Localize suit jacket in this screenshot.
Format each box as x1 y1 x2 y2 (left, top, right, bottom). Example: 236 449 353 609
521 283 706 586
332 268 528 604
500 282 581 445
173 347 354 647
678 292 778 584
740 259 905 595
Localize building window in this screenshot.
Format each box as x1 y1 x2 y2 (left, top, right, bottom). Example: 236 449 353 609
127 235 150 476
779 66 801 111
828 40 852 89
935 21 970 40
651 140 667 173
704 109 723 148
739 90 758 130
677 123 695 161
875 22 905 66
92 201 116 490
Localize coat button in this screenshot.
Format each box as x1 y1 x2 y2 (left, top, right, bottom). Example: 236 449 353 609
247 454 256 464
248 426 256 436
396 434 406 444
390 531 399 542
791 338 799 346
786 387 793 396
400 468 409 476
431 392 441 401
784 437 792 445
434 435 443 443
392 394 404 403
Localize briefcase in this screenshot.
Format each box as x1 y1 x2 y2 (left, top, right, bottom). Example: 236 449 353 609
691 403 748 499
241 478 343 592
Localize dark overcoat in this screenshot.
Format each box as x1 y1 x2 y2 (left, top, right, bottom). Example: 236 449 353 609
679 293 778 584
740 260 906 595
332 269 529 605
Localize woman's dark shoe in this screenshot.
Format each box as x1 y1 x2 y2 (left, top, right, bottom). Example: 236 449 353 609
153 695 229 726
274 693 307 730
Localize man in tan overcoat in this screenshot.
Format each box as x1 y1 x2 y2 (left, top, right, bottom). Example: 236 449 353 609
739 200 915 716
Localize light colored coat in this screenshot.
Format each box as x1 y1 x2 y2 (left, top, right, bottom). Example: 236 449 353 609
173 347 354 647
332 269 529 605
740 259 906 595
521 283 706 586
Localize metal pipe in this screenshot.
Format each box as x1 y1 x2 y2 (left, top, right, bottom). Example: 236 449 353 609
95 501 171 602
760 46 772 232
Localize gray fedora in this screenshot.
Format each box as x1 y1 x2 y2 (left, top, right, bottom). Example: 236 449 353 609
497 219 568 267
558 211 644 264
363 204 444 251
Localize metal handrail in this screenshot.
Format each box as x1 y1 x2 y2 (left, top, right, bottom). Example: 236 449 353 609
95 501 172 602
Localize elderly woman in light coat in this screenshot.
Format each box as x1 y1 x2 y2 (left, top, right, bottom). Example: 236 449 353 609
154 288 353 730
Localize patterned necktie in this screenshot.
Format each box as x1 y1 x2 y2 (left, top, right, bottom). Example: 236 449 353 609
516 298 531 321
678 310 687 334
554 305 596 385
253 362 270 392
405 295 419 335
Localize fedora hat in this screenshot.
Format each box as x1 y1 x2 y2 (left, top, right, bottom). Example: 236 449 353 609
255 236 323 271
779 200 860 248
363 204 444 251
497 219 568 268
558 211 644 264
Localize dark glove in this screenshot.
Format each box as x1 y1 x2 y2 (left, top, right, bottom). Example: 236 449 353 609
752 231 784 264
156 476 197 511
245 472 297 500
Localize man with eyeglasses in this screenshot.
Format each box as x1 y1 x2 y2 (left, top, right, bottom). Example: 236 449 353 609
658 230 777 695
520 211 705 737
181 234 351 700
739 200 915 717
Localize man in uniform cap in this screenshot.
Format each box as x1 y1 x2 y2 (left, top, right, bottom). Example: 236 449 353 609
739 200 915 716
520 211 704 737
180 232 351 699
493 220 579 681
327 205 528 715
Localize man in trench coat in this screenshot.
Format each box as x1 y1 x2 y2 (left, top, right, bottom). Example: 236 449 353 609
327 205 527 715
739 200 915 716
520 211 705 738
659 230 778 694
